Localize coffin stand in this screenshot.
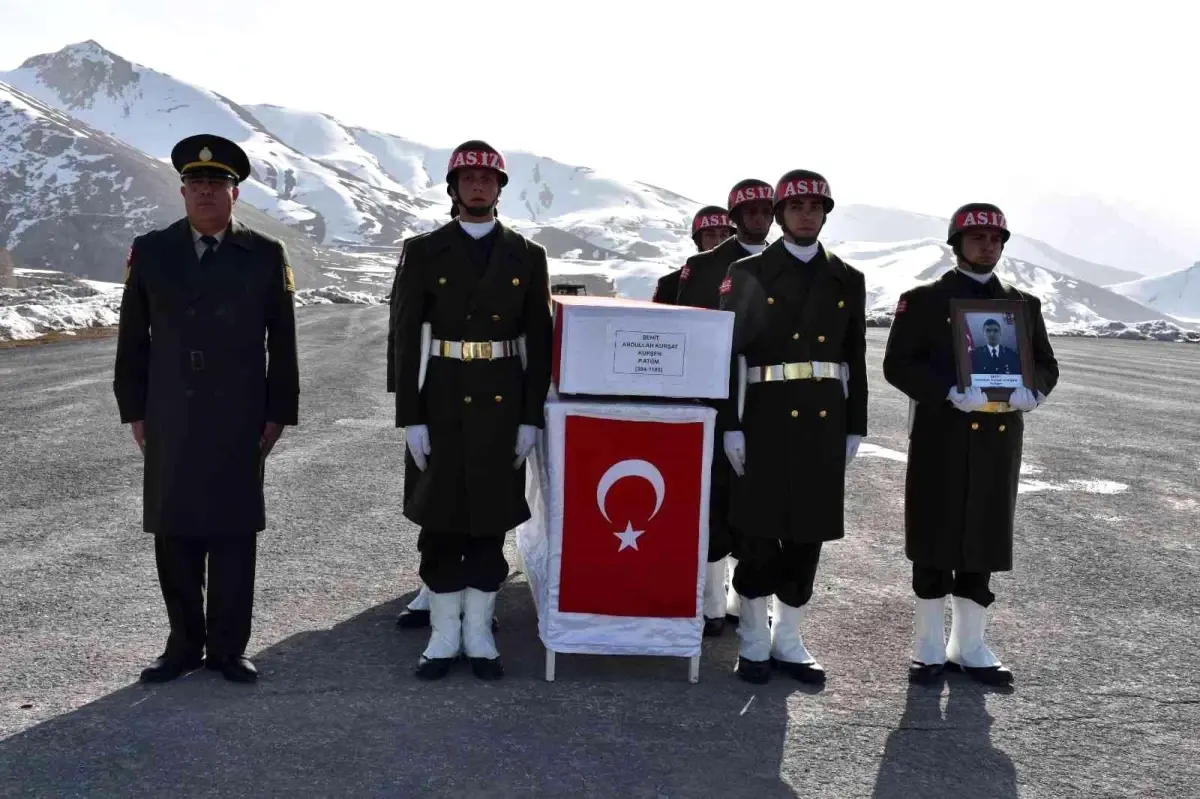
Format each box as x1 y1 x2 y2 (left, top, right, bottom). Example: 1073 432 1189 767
516 397 715 682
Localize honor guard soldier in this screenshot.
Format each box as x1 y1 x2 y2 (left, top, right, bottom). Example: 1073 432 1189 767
651 205 735 304
113 133 300 684
675 181 774 635
392 140 553 681
883 203 1058 686
717 169 868 684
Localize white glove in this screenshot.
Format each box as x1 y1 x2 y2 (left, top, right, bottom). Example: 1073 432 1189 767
1007 386 1040 412
724 431 746 477
948 386 988 413
840 362 849 399
405 424 431 470
513 424 538 468
846 434 862 463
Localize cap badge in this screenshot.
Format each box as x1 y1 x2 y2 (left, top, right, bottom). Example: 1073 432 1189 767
199 146 212 161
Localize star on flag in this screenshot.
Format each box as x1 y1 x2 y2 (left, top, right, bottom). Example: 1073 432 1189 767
613 521 644 552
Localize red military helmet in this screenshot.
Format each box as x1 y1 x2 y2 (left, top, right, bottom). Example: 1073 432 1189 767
691 205 734 246
947 202 1011 245
773 169 834 214
445 139 509 188
727 179 774 216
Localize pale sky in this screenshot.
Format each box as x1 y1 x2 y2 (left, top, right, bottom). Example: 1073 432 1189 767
2 0 1196 263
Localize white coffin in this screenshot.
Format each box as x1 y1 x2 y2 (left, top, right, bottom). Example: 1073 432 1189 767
516 396 715 677
550 295 733 400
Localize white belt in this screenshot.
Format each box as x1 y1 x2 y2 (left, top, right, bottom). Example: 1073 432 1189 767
430 337 520 361
746 361 845 383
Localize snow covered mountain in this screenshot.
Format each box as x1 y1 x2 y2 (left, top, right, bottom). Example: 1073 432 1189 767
824 205 1141 286
2 39 1188 335
830 238 1186 329
0 80 357 288
1 41 428 247
1107 262 1200 323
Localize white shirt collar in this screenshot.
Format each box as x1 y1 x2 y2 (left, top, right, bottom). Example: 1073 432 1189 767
192 226 227 245
782 239 820 263
458 219 497 239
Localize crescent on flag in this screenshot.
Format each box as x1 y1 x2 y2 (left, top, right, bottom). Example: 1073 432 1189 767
596 459 665 524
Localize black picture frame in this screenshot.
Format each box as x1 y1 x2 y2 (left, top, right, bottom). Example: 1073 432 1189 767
950 298 1035 402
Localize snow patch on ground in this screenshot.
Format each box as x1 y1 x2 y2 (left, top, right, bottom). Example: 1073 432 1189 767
0 268 382 341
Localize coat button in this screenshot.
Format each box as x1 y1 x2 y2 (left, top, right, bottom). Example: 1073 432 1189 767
466 313 472 320
946 317 951 324
512 278 520 286
438 277 447 285
494 395 503 403
790 409 798 418
817 335 825 343
464 395 472 403
792 332 799 340
838 300 845 308
819 409 827 418
766 297 775 305
999 424 1006 432
492 313 501 321
971 421 980 430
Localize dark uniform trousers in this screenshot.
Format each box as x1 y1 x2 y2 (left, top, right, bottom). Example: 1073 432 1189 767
732 538 822 609
418 529 509 594
912 566 994 608
155 534 257 659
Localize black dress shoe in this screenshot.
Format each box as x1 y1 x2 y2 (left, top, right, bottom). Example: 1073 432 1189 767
415 656 457 680
771 657 826 684
703 616 726 637
735 657 771 684
945 660 1014 686
395 608 430 629
139 653 203 683
908 660 945 684
468 656 504 681
206 655 258 683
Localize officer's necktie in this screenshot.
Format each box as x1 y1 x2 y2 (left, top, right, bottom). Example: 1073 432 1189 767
199 235 218 265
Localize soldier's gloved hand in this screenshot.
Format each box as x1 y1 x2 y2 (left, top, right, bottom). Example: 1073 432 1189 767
947 386 988 413
405 424 431 470
723 431 746 477
846 434 862 463
513 424 538 468
1007 386 1040 412
840 362 849 399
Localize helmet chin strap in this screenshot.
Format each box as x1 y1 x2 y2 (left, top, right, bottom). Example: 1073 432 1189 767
953 241 996 274
777 212 824 247
450 184 499 220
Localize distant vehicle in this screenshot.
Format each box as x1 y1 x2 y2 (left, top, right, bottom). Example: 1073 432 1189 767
551 283 587 296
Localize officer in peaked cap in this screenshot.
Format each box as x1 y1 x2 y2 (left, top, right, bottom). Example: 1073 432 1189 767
114 131 297 686
170 133 252 183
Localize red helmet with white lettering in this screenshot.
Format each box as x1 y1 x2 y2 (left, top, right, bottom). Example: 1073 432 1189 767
691 205 734 246
947 202 1010 245
445 139 509 189
726 178 774 225
773 169 834 214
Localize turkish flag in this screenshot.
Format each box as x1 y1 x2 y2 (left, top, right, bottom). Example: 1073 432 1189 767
558 414 705 618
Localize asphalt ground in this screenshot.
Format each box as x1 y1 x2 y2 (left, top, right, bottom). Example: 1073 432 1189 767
1 307 1197 798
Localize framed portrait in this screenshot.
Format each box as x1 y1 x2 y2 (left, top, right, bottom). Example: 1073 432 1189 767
950 299 1035 401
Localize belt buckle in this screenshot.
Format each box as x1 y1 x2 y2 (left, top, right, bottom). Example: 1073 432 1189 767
783 362 813 380
190 350 204 372
462 341 492 361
